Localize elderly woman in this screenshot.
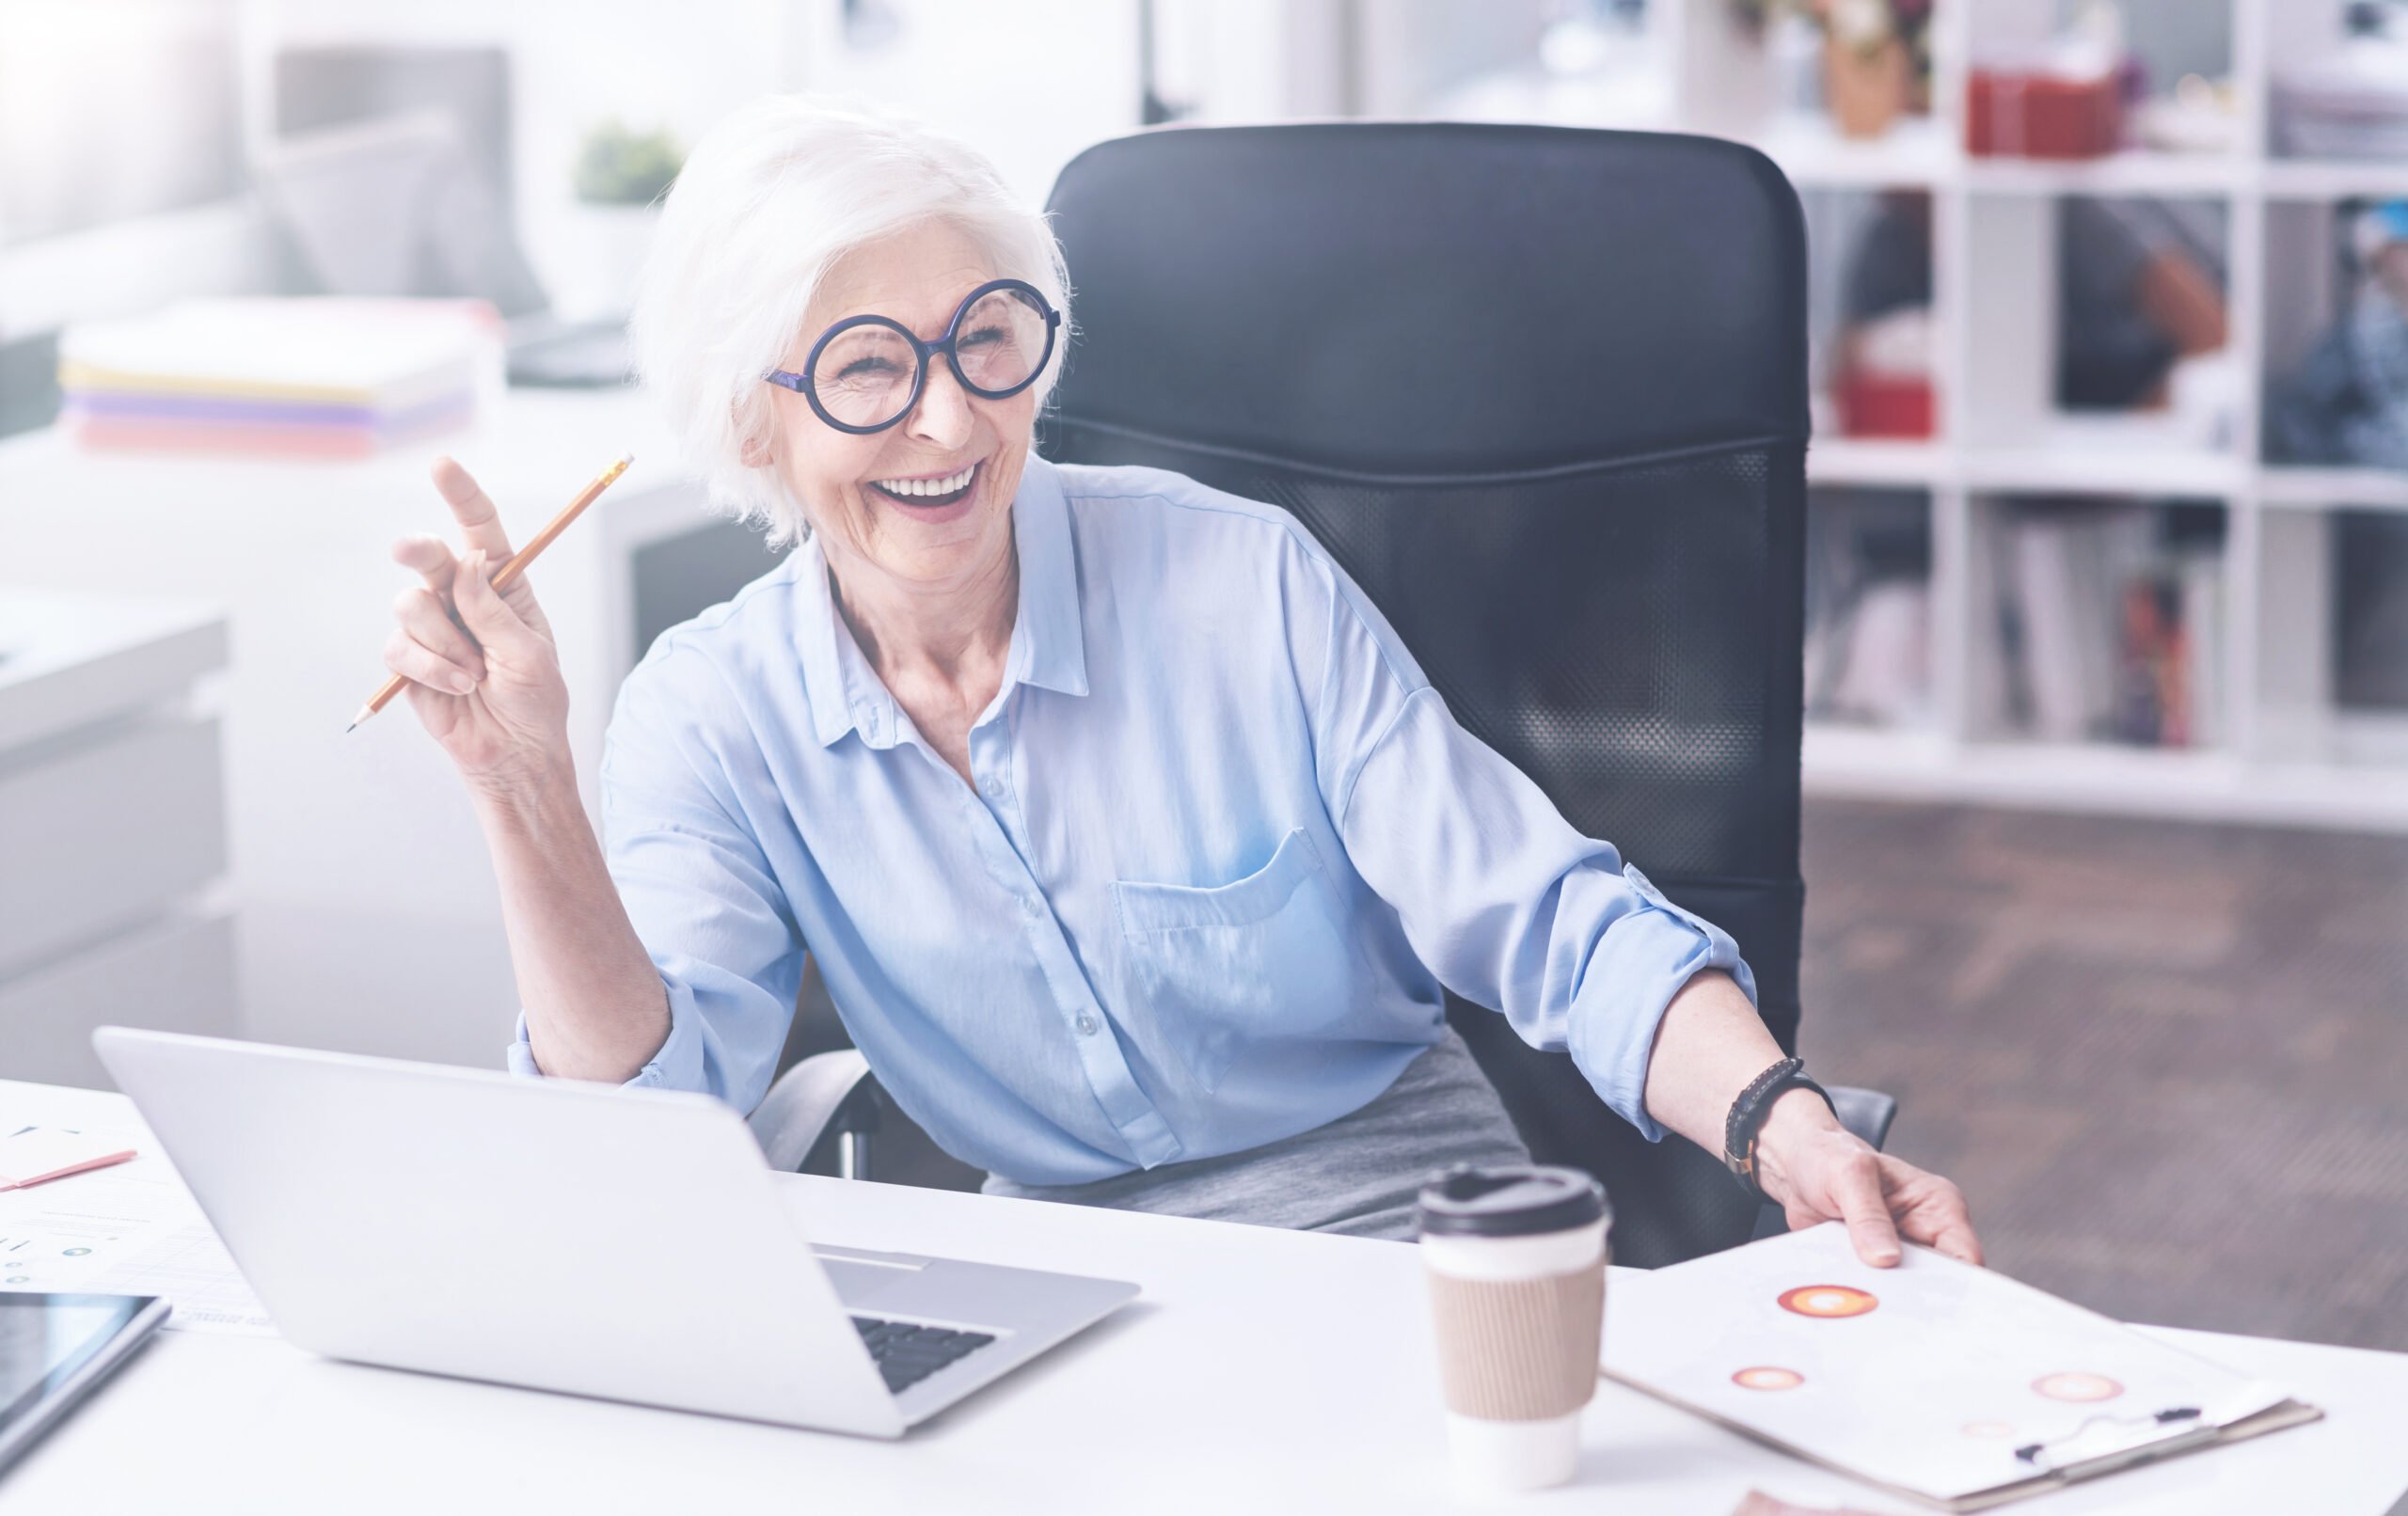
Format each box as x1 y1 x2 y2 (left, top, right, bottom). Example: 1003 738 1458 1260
385 97 1978 1267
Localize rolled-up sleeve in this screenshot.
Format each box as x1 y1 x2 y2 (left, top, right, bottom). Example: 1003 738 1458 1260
1302 550 1757 1144
504 644 804 1113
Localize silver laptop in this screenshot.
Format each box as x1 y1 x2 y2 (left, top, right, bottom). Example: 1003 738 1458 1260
91 1027 1137 1438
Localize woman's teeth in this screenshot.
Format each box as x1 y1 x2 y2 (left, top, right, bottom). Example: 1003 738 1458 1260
871 462 977 502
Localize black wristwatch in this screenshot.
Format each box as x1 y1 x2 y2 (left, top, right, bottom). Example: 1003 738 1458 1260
1722 1056 1833 1201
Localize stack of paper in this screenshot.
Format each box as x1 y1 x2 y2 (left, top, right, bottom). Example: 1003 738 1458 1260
57 298 497 458
1603 1224 2319 1511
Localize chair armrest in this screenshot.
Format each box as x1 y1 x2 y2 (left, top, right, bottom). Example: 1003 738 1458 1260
748 1050 881 1173
1824 1083 1897 1152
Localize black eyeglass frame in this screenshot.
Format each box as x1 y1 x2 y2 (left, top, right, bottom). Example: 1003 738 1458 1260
764 277 1063 435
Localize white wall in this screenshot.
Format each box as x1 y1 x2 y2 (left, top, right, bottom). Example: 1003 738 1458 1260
784 0 1140 203
246 0 1141 310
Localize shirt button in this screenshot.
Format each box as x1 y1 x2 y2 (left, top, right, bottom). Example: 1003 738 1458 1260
981 774 1004 799
1074 1014 1100 1036
1020 894 1042 919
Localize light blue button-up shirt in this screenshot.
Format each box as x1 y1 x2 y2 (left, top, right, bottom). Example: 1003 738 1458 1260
509 452 1756 1185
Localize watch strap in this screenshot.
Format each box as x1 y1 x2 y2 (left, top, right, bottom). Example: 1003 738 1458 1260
1723 1056 1832 1200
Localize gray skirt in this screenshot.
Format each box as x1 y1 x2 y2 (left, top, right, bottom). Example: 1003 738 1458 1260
981 1027 1531 1241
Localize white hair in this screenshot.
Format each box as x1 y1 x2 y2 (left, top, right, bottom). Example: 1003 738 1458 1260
629 94 1074 547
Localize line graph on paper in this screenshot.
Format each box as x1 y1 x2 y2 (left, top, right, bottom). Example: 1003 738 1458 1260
0 1214 143 1287
0 1214 274 1336
91 1223 275 1335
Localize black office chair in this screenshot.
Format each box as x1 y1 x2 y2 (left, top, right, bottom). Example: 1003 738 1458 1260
752 122 1896 1267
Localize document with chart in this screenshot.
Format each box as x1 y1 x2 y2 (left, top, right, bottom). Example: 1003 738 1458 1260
1601 1224 2321 1511
0 1119 272 1335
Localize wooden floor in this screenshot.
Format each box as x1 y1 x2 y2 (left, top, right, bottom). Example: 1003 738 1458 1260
1797 797 2408 1352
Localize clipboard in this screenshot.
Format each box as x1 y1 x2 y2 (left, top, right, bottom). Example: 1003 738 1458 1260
1599 1224 2323 1512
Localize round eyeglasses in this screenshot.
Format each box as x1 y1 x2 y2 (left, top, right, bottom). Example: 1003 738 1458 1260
766 277 1062 434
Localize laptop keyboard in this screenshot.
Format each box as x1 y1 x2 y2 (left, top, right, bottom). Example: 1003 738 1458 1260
851 1315 998 1394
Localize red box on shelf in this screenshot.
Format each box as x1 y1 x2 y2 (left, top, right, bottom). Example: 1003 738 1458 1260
1965 68 2124 159
1833 371 1936 439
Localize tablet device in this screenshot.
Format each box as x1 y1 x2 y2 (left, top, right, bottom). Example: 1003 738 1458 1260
0 1293 171 1475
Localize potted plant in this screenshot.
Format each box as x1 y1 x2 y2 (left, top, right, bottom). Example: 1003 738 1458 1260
557 120 686 321
574 119 685 209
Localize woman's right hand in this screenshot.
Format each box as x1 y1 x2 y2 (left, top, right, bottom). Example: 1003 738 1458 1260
384 457 572 795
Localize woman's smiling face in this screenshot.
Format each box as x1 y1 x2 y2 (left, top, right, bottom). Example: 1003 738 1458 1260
768 219 1037 594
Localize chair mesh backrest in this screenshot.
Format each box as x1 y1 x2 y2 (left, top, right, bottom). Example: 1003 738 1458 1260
1041 124 1809 1265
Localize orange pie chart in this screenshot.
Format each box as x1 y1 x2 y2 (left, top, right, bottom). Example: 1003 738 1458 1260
1777 1284 1880 1319
2032 1371 2124 1402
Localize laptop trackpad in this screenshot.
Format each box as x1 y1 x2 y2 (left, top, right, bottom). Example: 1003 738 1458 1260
814 1246 927 1309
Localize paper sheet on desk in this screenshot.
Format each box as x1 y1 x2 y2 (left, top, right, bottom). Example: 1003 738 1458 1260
1602 1224 2318 1511
0 1119 274 1335
0 1125 136 1188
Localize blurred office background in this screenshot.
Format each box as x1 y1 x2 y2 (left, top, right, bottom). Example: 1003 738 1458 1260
0 0 2401 1350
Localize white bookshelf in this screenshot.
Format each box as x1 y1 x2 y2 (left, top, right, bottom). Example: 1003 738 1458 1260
1436 0 2408 832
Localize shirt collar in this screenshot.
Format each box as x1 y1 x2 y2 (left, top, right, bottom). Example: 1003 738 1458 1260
798 449 1088 750
1007 452 1089 700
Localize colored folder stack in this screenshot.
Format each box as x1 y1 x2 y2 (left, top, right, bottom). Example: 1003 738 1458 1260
57 298 499 459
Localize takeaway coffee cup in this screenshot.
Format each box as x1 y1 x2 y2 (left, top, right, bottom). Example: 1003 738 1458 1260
1416 1164 1610 1494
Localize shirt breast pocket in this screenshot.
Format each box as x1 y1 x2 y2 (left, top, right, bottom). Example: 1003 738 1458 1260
1111 827 1354 1095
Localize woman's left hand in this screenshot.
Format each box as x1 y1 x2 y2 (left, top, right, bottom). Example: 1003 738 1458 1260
1751 1089 1983 1268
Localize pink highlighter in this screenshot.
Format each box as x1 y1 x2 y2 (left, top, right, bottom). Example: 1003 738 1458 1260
0 1129 137 1191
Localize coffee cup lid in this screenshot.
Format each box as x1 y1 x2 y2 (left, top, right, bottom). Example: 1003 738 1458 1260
1416 1163 1608 1239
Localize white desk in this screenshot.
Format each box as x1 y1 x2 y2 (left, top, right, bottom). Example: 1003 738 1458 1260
5 1078 2405 1516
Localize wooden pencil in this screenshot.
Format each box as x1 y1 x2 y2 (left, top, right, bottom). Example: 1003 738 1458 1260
346 452 634 732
